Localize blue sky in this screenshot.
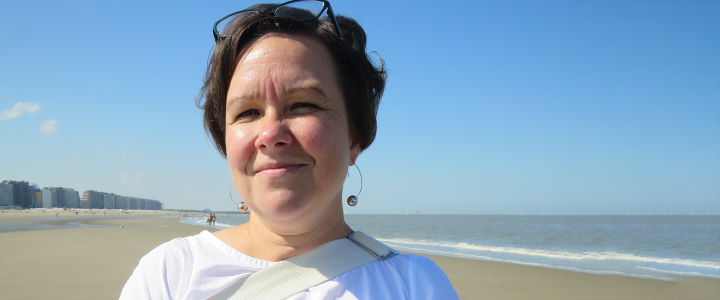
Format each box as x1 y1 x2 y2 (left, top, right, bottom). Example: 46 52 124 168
1 0 718 214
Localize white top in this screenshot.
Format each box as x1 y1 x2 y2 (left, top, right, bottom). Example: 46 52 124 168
120 230 459 300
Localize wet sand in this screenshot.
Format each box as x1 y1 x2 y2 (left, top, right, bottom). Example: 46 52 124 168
0 210 718 300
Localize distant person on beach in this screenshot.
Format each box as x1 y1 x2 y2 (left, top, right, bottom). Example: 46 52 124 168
121 1 458 299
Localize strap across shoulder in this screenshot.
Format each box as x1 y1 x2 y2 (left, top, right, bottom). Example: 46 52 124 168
209 231 398 300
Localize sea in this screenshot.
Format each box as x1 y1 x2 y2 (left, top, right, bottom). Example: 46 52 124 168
181 214 720 280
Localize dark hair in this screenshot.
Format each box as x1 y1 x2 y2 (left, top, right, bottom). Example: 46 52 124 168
197 8 387 158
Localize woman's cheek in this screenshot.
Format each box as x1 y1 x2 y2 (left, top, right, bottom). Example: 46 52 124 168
236 129 246 140
295 116 341 149
226 127 255 172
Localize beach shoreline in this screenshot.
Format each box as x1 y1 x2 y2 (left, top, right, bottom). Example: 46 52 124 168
1 210 718 300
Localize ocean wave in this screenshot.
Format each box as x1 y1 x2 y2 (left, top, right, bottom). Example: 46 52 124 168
388 243 672 281
378 238 720 270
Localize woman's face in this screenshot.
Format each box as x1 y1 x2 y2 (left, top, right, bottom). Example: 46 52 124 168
225 34 360 233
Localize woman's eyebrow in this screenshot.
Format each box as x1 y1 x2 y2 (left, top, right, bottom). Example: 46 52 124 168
227 84 327 110
226 92 263 111
282 84 326 99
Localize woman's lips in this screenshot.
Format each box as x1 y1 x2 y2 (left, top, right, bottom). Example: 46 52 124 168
254 164 305 177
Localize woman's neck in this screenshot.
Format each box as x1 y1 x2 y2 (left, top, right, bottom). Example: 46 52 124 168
214 209 353 262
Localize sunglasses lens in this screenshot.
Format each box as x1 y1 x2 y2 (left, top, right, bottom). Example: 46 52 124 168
275 1 325 21
216 11 258 36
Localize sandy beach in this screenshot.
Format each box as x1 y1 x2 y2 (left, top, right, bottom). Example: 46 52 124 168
1 210 718 300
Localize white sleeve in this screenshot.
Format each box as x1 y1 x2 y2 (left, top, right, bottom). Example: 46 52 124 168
119 240 186 300
404 255 460 300
119 256 153 300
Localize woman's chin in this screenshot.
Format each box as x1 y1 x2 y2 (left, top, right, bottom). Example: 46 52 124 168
260 205 305 221
254 196 312 221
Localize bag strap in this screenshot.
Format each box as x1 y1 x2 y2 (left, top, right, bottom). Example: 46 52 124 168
209 231 397 300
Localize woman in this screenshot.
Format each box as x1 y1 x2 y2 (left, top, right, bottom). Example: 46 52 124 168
121 1 459 299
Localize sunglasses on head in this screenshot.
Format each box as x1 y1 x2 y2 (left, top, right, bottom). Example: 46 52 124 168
213 0 343 43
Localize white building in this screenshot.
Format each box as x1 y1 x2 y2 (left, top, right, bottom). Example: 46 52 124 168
41 188 52 208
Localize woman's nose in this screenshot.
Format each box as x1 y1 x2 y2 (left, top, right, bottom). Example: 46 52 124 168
254 114 292 150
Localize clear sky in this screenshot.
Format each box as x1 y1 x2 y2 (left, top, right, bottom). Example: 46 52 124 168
1 0 718 214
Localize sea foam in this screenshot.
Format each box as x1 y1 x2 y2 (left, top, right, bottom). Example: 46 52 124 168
379 238 720 270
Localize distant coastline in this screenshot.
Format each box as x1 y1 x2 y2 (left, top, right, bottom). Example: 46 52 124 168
1 179 163 210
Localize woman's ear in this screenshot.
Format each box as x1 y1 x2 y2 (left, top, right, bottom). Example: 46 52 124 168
349 143 361 166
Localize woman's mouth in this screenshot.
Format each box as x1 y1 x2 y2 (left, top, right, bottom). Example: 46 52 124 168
254 163 306 177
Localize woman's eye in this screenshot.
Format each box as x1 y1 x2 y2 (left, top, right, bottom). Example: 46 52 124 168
237 109 260 119
290 102 320 113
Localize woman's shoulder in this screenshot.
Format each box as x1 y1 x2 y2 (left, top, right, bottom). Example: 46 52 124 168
375 253 455 285
371 253 445 274
119 233 203 299
319 253 459 300
389 253 443 267
121 230 273 300
139 230 207 264
139 230 273 269
125 231 214 286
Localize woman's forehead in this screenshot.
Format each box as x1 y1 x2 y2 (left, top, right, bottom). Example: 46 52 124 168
228 34 338 102
236 34 332 73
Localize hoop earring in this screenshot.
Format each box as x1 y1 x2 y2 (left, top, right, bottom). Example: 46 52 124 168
346 164 362 206
229 179 248 213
